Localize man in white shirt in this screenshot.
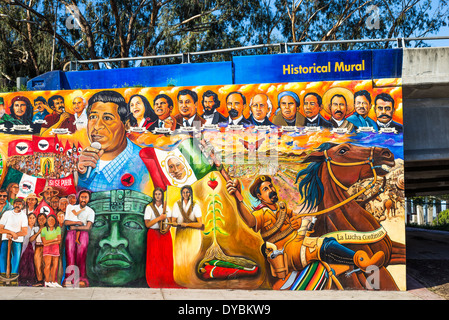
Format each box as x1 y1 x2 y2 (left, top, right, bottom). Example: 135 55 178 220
0 198 28 278
72 96 88 131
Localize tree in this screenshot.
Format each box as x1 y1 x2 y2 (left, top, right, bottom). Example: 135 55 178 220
0 0 447 85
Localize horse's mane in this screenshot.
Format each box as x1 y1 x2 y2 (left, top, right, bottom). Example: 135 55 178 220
296 142 338 210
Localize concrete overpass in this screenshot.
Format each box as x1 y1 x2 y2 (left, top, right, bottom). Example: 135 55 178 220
403 47 449 197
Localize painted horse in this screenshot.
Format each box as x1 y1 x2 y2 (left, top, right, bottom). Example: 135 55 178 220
296 142 406 290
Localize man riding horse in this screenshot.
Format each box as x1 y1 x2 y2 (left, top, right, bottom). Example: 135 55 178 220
226 175 385 288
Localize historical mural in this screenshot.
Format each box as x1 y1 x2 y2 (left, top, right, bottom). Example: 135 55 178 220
0 79 406 290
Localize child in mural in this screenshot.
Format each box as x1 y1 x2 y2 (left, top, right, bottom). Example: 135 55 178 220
144 187 180 288
41 213 62 288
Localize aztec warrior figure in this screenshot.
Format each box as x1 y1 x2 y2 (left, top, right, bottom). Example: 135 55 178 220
0 80 406 290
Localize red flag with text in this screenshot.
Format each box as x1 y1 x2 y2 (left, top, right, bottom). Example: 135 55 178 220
47 174 77 197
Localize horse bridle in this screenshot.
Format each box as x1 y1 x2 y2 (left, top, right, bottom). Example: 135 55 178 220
323 146 376 191
297 146 379 218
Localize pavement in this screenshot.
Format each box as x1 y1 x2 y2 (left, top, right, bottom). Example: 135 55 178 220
0 227 445 301
0 279 435 300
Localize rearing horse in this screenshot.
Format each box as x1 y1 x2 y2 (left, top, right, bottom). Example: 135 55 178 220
296 142 406 290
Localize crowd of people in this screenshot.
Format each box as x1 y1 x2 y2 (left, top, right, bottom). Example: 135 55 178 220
6 152 78 180
0 186 94 287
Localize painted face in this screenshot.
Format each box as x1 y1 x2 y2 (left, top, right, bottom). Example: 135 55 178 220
0 193 7 204
202 96 216 114
251 94 269 121
87 213 147 286
79 193 89 208
13 201 23 212
256 181 278 205
68 196 76 205
34 101 46 112
129 96 145 121
59 199 68 212
167 158 186 180
57 213 64 225
13 100 27 118
28 214 36 227
226 94 245 119
38 214 47 227
178 94 197 119
303 95 321 119
375 100 394 124
355 95 370 117
154 98 172 119
73 97 85 114
154 190 163 202
53 98 65 114
330 96 347 121
27 197 37 207
51 197 60 209
182 188 191 201
279 96 297 121
87 102 126 154
47 215 56 228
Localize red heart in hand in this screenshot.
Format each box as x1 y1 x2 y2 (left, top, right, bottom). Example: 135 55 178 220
207 180 218 190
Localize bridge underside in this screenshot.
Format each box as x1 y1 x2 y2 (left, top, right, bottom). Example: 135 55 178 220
403 81 449 197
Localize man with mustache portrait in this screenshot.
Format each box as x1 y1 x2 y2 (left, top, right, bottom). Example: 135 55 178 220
323 88 355 133
76 90 150 192
40 95 76 136
374 93 402 133
225 91 251 126
346 90 378 130
200 90 227 125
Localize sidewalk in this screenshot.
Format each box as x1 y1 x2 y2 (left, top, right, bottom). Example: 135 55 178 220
0 274 442 300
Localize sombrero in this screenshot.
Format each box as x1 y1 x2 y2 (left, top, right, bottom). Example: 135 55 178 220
25 193 39 201
396 175 404 190
322 87 354 115
38 186 59 197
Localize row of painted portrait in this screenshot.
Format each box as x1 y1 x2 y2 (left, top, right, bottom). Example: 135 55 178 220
0 84 403 136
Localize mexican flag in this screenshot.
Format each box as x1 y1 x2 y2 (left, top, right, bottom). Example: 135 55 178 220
140 138 217 190
1 168 46 198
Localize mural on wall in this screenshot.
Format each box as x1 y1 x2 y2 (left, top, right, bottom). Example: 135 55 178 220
0 79 406 290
